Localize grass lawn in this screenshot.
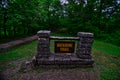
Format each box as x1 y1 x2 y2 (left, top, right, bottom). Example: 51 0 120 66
0 40 120 80
92 41 120 80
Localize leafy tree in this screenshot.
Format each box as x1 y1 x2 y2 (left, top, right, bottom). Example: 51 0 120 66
0 0 120 46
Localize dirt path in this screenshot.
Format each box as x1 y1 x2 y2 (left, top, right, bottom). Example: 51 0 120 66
2 59 100 80
0 35 37 53
10 70 98 80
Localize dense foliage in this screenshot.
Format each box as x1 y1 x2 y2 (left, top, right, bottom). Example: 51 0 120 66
0 0 120 46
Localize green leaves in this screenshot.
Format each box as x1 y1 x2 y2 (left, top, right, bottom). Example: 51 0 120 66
0 0 120 46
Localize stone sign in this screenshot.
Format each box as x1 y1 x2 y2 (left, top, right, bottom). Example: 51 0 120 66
55 41 75 53
33 30 94 67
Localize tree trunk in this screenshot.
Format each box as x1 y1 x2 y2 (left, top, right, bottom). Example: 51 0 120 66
98 0 103 30
13 26 16 37
3 8 7 37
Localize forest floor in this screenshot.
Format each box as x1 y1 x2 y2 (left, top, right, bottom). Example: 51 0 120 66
0 35 120 80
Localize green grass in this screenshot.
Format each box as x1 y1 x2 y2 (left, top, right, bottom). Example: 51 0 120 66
92 40 120 80
93 40 120 57
0 41 37 64
0 39 120 80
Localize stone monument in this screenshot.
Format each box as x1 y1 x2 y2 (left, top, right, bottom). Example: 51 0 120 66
33 30 94 67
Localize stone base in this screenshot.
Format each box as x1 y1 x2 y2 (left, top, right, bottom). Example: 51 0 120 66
32 54 94 68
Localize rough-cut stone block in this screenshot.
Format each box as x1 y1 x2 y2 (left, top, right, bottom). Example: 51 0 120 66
37 30 51 38
77 48 91 51
54 57 63 61
80 38 94 43
77 55 92 59
78 43 92 48
77 32 94 38
38 40 49 44
70 56 80 62
41 55 49 58
49 55 55 61
76 51 91 55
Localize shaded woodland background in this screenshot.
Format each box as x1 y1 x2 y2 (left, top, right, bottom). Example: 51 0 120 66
0 0 120 46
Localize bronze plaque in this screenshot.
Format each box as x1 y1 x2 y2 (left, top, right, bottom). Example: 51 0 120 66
55 41 75 53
